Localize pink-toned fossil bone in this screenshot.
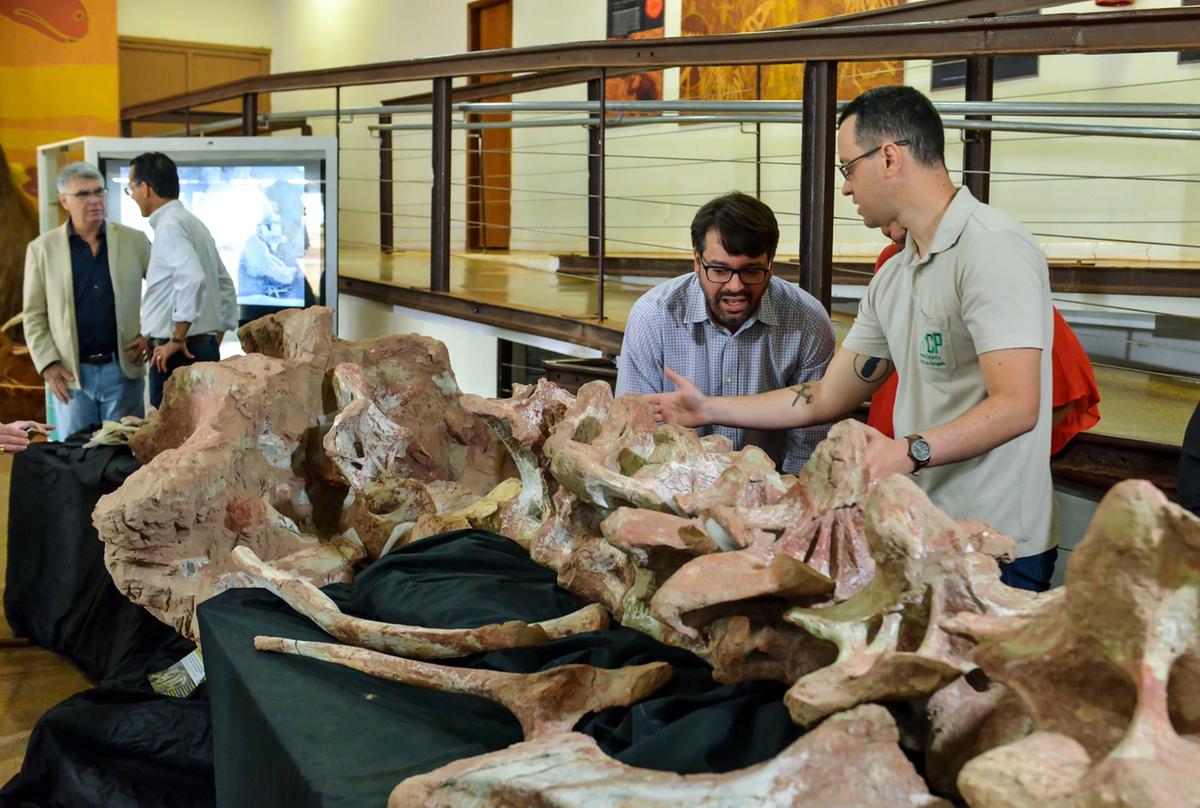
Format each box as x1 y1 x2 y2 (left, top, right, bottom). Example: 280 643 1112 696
463 384 896 685
254 636 672 739
103 309 1200 805
406 477 523 544
323 397 415 495
94 353 361 641
650 549 834 641
461 379 575 549
599 508 722 575
94 307 511 640
691 419 877 601
781 474 1041 728
387 705 951 807
950 480 1200 808
544 382 734 513
231 546 608 658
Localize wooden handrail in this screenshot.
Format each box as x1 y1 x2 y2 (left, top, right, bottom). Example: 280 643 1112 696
376 0 1080 108
122 7 1200 123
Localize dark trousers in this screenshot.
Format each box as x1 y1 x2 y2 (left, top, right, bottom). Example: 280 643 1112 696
149 335 222 408
999 546 1058 592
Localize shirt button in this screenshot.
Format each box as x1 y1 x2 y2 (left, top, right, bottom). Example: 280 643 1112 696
724 377 732 383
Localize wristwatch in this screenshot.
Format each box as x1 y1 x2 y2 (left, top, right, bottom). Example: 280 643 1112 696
904 434 932 474
170 336 186 345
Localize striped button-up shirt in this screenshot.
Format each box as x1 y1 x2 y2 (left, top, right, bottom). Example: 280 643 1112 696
616 273 835 473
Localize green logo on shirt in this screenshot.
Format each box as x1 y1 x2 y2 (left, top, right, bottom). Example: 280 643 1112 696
920 331 947 368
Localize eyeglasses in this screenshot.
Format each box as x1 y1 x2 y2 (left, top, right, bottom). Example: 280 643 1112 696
123 180 142 197
67 188 106 200
837 139 910 180
699 257 770 286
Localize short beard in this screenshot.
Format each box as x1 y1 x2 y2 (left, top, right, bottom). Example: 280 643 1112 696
705 287 756 331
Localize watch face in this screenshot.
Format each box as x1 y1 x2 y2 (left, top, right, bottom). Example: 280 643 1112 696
911 438 932 463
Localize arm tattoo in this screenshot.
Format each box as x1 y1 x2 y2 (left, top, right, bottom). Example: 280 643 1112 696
790 382 814 407
853 354 893 383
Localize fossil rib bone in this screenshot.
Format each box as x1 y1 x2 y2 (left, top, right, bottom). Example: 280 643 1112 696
233 546 608 658
254 636 672 739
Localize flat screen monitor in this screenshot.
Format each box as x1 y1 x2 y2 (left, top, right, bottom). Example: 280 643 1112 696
102 159 324 315
38 136 338 327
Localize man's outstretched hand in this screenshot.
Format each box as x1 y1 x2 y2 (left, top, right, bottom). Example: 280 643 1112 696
644 367 710 428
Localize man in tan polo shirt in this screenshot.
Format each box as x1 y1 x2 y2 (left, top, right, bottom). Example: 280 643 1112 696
648 85 1055 591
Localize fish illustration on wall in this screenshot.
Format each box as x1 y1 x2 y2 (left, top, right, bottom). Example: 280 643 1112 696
0 0 89 43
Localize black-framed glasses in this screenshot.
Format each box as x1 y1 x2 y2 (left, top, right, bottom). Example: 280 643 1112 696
837 139 909 180
699 257 771 286
67 188 106 200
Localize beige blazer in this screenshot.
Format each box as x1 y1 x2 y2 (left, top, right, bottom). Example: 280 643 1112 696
23 221 152 386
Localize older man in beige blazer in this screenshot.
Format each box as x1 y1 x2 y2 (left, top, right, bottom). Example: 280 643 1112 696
23 162 151 439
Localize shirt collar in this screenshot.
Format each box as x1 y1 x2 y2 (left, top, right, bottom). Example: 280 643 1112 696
681 272 776 331
66 218 106 241
148 198 181 229
682 273 710 324
753 279 779 326
904 185 978 268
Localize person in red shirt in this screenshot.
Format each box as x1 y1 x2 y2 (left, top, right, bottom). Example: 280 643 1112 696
867 226 1100 455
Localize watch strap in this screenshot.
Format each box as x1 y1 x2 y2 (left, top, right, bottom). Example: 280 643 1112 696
904 434 931 472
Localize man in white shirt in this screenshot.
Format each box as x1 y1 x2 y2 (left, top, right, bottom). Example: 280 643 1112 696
122 152 238 408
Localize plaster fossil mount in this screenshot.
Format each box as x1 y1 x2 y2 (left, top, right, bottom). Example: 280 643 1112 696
93 308 1200 806
93 307 513 640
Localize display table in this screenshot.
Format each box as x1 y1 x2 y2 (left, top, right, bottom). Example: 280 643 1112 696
199 530 802 808
2 437 212 808
3 437 193 686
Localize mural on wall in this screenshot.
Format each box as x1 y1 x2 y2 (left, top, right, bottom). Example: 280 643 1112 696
0 0 119 203
606 0 664 115
0 0 90 42
680 0 904 101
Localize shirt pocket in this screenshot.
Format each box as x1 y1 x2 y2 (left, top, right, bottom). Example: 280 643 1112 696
916 312 957 383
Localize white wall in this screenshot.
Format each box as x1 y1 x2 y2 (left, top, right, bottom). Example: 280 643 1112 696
121 0 1200 263
266 1 477 251
123 0 1200 337
253 0 1199 265
118 0 274 48
336 293 499 397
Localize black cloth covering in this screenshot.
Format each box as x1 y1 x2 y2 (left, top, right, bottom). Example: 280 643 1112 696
2 436 210 808
0 688 214 808
200 530 803 808
3 436 193 687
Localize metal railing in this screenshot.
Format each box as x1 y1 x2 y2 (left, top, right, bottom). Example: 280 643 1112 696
116 3 1200 322
115 0 1200 477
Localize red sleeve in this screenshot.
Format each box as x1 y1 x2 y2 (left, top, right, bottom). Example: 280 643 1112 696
866 242 903 437
1049 308 1101 454
874 241 902 271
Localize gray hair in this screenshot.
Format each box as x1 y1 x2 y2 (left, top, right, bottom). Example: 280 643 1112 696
56 161 104 193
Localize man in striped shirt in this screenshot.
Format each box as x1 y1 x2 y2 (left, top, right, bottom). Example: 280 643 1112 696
615 192 835 473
